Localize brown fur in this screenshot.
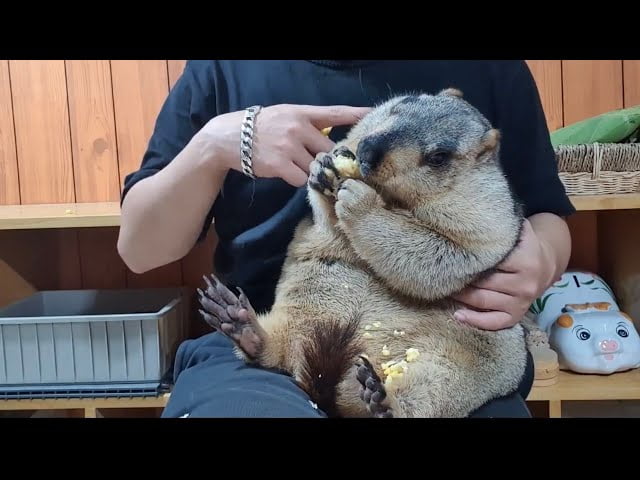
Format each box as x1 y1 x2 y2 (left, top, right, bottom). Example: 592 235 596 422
200 89 529 417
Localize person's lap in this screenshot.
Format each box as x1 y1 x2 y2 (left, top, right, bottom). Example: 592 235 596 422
162 332 534 418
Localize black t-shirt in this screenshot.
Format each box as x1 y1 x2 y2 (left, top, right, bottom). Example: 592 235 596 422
122 60 575 313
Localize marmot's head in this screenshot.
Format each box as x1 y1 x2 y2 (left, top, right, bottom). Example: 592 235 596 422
342 88 503 209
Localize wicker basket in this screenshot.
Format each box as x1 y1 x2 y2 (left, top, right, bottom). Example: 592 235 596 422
555 143 640 196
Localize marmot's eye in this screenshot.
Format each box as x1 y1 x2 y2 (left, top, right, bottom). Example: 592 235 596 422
617 326 629 338
423 149 451 168
576 328 591 341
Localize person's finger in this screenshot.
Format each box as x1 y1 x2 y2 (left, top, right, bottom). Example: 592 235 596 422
469 272 524 296
300 125 336 155
289 145 316 174
454 309 515 331
453 287 515 313
279 161 308 187
298 105 372 128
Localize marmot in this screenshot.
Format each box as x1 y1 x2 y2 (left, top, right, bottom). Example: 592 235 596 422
198 88 528 418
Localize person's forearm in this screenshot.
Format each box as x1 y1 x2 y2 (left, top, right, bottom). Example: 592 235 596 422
528 212 572 288
117 132 227 274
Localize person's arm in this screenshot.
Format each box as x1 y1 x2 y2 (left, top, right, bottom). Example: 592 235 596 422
117 61 370 274
453 61 575 330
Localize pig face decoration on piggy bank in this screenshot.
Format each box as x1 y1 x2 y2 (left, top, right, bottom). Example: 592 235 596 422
530 270 640 375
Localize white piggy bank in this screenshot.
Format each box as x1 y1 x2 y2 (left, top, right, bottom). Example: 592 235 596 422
529 270 620 334
549 302 640 374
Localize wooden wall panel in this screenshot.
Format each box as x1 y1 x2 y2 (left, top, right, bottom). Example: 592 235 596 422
526 60 564 132
10 60 75 204
562 60 624 125
623 60 640 107
111 60 170 185
78 227 126 289
562 60 625 276
66 60 120 203
168 60 186 89
0 60 20 205
0 229 82 290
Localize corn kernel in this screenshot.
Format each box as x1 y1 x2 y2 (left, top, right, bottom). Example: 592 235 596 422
406 348 420 362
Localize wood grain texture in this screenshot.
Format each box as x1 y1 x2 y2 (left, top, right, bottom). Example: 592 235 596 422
623 60 640 107
65 60 120 203
562 60 624 124
9 60 75 204
0 60 20 205
526 60 564 131
78 227 127 289
167 60 186 89
0 229 82 290
566 211 599 274
111 60 170 187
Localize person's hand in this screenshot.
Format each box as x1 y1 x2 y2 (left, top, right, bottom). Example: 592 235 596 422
452 219 557 331
201 104 371 187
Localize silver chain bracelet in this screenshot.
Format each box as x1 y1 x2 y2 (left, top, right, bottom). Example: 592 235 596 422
240 105 262 179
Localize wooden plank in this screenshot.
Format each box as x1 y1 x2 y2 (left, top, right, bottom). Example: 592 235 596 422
569 193 640 211
566 211 599 273
0 229 82 290
0 393 170 411
527 368 640 402
526 60 564 131
9 60 75 204
167 60 186 88
0 202 120 230
562 60 624 125
623 60 640 107
78 227 127 289
0 60 20 205
0 259 36 308
65 60 120 203
598 209 640 327
111 60 170 189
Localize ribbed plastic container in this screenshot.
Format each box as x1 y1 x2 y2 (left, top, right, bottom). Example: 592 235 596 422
0 288 187 400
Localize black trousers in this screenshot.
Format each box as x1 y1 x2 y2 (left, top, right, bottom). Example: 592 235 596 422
162 332 534 418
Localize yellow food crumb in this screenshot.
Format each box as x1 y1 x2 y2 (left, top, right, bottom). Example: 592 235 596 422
333 154 361 179
381 345 390 356
65 209 74 214
393 330 406 337
364 325 372 331
372 321 381 328
406 348 420 362
363 332 372 339
321 127 332 136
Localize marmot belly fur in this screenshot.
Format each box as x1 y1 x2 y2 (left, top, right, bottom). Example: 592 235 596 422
198 88 528 418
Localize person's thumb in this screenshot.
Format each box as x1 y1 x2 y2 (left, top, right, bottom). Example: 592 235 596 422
300 105 371 128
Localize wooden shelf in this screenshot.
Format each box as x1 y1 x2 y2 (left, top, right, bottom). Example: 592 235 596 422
528 368 640 402
0 194 637 232
0 202 121 230
570 193 640 211
0 393 169 418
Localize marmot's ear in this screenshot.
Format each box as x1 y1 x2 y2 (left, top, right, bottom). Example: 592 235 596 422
478 128 500 156
438 87 463 98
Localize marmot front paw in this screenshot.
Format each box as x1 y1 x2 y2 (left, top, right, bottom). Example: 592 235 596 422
309 152 342 198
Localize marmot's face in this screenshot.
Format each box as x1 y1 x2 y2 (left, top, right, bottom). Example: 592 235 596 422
348 89 500 208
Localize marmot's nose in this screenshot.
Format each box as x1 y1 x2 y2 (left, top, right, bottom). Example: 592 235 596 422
356 134 389 175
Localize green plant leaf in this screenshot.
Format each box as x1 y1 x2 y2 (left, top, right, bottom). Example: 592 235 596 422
550 105 640 147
